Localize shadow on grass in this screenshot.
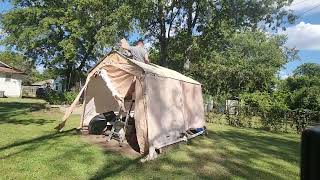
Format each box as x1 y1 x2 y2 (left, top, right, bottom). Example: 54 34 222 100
0 128 77 159
88 126 299 179
89 154 144 180
0 102 47 112
0 101 52 125
206 129 299 163
0 118 55 125
186 129 299 179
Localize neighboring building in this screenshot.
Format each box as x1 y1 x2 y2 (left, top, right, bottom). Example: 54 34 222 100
0 61 25 97
21 85 40 98
32 78 63 92
225 98 240 115
32 79 54 88
53 76 64 91
22 78 64 98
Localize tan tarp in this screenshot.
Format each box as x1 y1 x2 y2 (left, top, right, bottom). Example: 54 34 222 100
56 51 205 157
134 77 148 154
145 75 186 149
81 65 136 127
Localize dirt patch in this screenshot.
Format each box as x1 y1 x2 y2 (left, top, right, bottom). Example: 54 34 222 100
82 134 141 157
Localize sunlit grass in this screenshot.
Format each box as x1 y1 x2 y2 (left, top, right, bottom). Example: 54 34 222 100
0 98 300 179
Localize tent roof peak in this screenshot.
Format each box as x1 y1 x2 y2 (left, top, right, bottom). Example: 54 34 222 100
92 51 201 85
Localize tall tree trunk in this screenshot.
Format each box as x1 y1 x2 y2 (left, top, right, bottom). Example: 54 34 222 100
65 63 76 91
185 0 199 68
187 1 193 38
159 37 168 67
158 1 168 67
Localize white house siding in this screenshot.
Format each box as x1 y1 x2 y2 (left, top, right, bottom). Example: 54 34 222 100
0 73 23 97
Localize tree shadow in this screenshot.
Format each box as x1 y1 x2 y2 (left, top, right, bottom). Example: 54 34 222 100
205 129 299 163
86 126 299 179
0 128 78 160
88 153 144 180
0 102 46 112
0 118 55 125
188 128 299 179
0 101 52 125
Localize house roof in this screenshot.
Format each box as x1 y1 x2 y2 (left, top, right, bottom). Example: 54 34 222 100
32 79 54 86
0 61 25 74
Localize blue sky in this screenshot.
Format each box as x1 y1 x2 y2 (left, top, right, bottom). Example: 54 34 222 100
278 0 320 78
0 0 319 76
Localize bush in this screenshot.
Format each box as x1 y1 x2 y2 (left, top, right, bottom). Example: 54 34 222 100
239 91 289 131
43 90 78 105
64 91 78 105
288 109 320 132
289 86 320 111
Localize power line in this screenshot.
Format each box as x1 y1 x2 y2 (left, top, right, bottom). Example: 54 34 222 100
299 3 320 16
291 0 310 7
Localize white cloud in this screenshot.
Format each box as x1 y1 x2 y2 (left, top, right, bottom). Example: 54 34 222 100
280 22 320 50
289 0 320 14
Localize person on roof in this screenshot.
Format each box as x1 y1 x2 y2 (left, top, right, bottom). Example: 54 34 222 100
120 38 150 64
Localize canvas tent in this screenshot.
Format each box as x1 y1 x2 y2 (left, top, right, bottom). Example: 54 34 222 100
56 51 205 159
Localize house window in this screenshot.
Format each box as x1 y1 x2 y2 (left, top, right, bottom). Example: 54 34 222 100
5 74 11 82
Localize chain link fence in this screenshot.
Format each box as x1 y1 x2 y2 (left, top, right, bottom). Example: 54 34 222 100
205 102 320 133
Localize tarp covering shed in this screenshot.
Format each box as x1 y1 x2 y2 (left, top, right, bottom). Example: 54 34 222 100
56 51 205 158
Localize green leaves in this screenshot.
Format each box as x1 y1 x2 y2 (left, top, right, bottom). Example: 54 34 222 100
188 32 290 98
289 86 320 111
279 62 320 131
283 65 320 111
1 0 134 90
293 63 320 77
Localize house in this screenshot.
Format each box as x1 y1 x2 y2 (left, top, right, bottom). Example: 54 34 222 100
21 85 41 98
0 61 25 97
22 77 64 97
32 77 63 92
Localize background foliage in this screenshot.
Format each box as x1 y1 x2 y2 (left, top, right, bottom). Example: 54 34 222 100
0 0 319 131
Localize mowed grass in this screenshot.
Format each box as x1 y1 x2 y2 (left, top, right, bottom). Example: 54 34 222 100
0 98 300 179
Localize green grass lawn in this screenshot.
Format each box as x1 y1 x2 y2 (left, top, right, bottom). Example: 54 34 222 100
0 98 300 179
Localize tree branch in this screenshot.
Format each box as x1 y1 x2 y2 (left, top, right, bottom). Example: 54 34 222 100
77 39 97 71
167 7 181 40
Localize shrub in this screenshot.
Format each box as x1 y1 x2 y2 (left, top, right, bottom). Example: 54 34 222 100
43 90 78 105
288 109 320 132
239 91 289 131
289 86 320 111
64 91 78 105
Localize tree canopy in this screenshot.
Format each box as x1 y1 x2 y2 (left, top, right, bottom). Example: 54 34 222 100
0 0 299 94
1 0 134 89
283 63 320 111
293 63 320 77
132 0 296 67
190 32 295 99
2 0 319 131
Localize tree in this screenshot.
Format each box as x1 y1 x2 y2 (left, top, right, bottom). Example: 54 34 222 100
0 51 28 71
0 51 36 85
1 0 133 90
130 0 183 66
289 86 320 111
190 32 295 99
293 63 320 77
283 63 320 111
132 0 297 67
